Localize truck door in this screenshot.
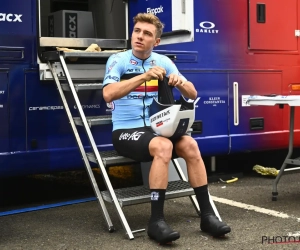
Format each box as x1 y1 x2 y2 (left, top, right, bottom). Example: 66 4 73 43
229 72 284 152
229 0 298 152
249 0 297 51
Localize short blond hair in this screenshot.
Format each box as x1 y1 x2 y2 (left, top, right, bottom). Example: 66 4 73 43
133 13 164 38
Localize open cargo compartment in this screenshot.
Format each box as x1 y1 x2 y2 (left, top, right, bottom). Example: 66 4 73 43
38 0 194 51
37 0 195 81
37 0 128 81
38 0 128 47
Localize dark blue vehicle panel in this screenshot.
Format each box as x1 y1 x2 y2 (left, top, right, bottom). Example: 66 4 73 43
183 72 229 155
0 0 36 65
0 70 9 152
26 80 105 150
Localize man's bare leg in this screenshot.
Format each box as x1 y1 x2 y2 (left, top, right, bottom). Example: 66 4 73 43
175 136 231 237
146 137 180 244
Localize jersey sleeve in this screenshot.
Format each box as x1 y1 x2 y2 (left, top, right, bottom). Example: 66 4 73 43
161 55 187 82
103 54 125 87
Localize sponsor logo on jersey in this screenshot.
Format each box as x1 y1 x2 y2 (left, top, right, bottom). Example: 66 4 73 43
130 59 138 65
127 93 158 99
104 75 120 82
126 68 141 72
107 61 117 73
150 60 156 66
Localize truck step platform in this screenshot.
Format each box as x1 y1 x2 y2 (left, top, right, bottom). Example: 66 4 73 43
101 180 194 207
73 115 112 126
42 50 117 62
39 37 127 50
86 150 137 167
61 83 103 91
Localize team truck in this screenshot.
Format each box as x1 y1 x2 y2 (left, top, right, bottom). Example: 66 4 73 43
1 0 299 176
1 0 300 239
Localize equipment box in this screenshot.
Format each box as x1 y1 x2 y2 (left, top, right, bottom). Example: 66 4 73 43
48 10 95 38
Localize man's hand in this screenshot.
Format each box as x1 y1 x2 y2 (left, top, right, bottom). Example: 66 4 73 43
168 73 186 87
144 66 166 81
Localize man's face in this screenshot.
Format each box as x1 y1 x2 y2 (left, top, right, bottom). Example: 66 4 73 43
131 21 160 55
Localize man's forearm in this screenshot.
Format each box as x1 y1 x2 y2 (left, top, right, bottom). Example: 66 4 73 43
103 74 147 102
176 81 198 100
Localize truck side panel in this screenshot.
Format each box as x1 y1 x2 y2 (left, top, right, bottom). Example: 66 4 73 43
0 0 37 65
0 70 9 152
129 0 300 154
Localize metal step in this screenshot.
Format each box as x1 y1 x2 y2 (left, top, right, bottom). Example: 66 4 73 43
39 37 127 49
62 51 117 59
101 180 194 207
42 50 117 62
87 150 137 167
61 83 103 91
73 115 112 127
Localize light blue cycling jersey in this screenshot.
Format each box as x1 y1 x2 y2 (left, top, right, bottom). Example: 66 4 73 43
103 49 187 131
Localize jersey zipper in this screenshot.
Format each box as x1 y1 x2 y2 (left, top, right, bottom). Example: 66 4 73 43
141 59 147 127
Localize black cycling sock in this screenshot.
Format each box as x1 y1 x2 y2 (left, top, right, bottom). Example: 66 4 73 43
149 189 166 223
194 185 214 218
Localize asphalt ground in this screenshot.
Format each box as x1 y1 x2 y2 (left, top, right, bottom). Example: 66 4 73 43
1 149 300 250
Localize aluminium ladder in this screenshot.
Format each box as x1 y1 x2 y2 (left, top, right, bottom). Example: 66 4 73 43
42 49 218 240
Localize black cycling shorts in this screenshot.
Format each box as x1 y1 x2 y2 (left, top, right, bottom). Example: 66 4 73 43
112 126 183 162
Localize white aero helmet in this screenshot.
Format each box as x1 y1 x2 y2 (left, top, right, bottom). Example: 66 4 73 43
149 95 196 139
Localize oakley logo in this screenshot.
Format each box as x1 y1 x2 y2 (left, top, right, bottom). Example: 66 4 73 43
119 131 145 141
196 21 219 34
199 21 215 29
0 13 23 22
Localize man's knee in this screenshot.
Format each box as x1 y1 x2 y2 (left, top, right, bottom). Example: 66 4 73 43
176 136 200 157
149 137 173 161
